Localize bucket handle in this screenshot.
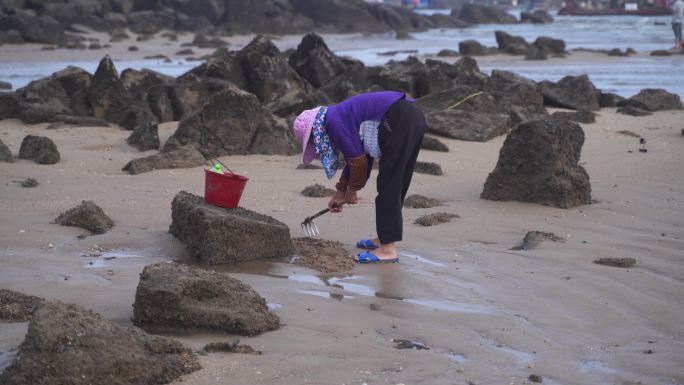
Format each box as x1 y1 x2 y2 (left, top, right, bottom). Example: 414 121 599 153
208 158 234 175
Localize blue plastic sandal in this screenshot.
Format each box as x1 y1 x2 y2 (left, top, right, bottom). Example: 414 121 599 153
356 238 379 250
356 251 399 264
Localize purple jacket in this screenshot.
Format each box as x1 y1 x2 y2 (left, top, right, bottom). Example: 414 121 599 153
325 91 409 185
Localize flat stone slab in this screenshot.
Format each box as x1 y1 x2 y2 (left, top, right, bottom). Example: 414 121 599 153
170 191 293 264
133 262 279 336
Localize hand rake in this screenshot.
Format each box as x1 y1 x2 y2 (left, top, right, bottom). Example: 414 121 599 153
301 208 329 237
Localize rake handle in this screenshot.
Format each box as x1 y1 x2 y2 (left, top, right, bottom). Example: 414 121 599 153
304 208 330 223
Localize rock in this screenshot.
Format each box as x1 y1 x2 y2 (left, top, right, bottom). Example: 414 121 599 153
539 75 600 111
418 85 500 113
166 85 298 158
457 3 518 24
650 50 671 56
436 49 459 57
122 144 206 174
18 135 60 164
169 191 294 264
176 48 194 55
301 183 336 197
495 31 531 55
53 200 114 234
0 300 200 385
133 262 279 335
511 231 565 250
551 110 597 124
420 135 449 152
458 40 497 56
607 48 628 57
0 93 21 120
291 237 355 274
616 130 641 138
45 116 110 128
598 91 625 107
203 340 261 354
20 178 39 188
426 109 513 142
191 32 229 48
533 36 565 54
528 374 544 383
594 257 636 268
481 116 592 209
521 10 553 24
0 14 64 45
618 88 683 111
0 80 12 90
128 45 139 51
414 212 459 226
485 70 544 111
617 106 653 116
394 339 430 350
238 35 317 116
127 122 160 151
0 139 12 162
296 163 323 170
414 161 443 176
0 289 42 322
369 303 381 311
88 55 156 129
0 29 24 44
403 194 442 208
524 47 548 61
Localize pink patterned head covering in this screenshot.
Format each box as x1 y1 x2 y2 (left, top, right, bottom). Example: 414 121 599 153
292 106 322 165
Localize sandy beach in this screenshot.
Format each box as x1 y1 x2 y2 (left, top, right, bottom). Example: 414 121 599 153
1 94 683 385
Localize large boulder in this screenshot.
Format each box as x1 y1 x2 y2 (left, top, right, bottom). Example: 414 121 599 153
238 35 318 116
122 144 206 175
495 31 531 55
481 116 591 209
0 138 13 162
87 55 156 129
0 93 21 120
459 40 497 56
0 300 200 385
533 36 566 55
617 88 683 111
426 109 513 142
521 10 554 24
485 70 544 109
121 68 175 123
457 3 518 24
366 56 428 97
418 85 502 113
133 262 280 335
18 135 60 164
165 85 298 158
0 14 64 44
538 75 600 111
169 191 294 264
127 122 160 151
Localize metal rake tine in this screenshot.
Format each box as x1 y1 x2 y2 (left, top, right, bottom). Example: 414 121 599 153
312 222 320 236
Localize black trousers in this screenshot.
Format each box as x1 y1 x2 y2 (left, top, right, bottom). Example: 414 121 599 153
376 99 426 244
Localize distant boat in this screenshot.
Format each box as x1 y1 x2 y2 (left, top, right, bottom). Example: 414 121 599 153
559 0 672 16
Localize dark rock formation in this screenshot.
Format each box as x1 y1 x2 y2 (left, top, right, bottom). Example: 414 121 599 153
165 84 298 158
0 13 65 45
414 212 460 226
366 56 429 97
18 135 60 164
598 91 625 107
0 300 200 385
459 40 497 56
520 10 554 23
495 31 531 55
538 75 600 111
426 109 513 142
0 139 12 162
169 191 294 264
551 110 597 124
436 49 459 57
127 122 160 151
420 135 449 152
484 70 545 112
0 93 21 120
456 3 518 24
301 184 337 197
88 55 156 129
618 88 683 111
53 200 114 234
0 289 42 322
414 161 443 175
121 68 175 123
403 194 442 208
122 144 206 175
133 262 279 335
0 80 12 90
20 178 39 188
617 106 653 116
594 257 636 268
532 36 566 55
482 116 591 209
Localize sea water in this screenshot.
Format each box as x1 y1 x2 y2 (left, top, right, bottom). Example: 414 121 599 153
0 12 682 97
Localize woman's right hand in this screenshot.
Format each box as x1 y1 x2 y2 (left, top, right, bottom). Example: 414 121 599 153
328 191 346 213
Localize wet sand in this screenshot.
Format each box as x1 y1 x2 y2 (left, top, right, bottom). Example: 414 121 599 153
1 105 683 384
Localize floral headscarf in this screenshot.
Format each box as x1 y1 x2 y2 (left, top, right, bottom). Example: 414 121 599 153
311 106 339 179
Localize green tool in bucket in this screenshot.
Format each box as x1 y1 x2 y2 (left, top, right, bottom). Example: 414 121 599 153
204 159 249 209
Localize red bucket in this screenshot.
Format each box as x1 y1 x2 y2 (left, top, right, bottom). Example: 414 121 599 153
204 169 249 209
